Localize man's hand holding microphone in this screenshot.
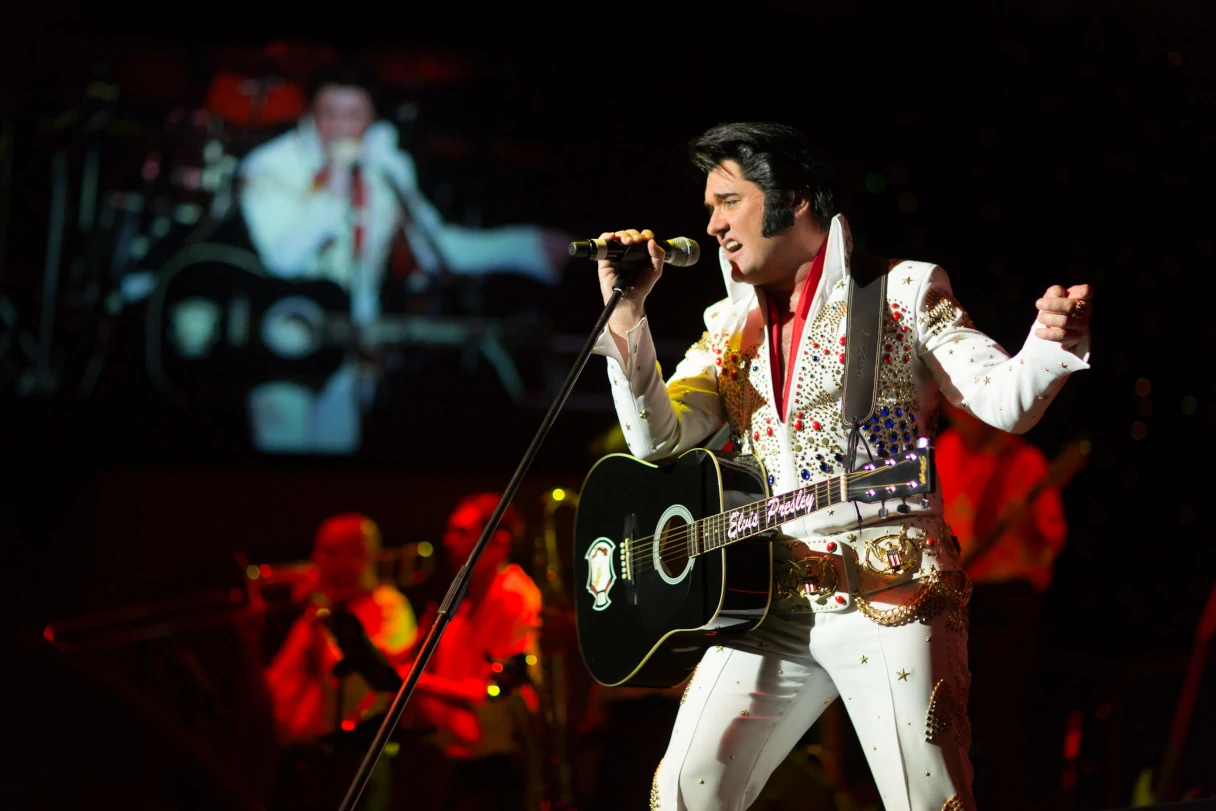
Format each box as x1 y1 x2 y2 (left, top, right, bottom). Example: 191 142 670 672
571 229 699 359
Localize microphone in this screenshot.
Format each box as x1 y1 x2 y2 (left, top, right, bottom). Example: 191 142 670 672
568 237 701 267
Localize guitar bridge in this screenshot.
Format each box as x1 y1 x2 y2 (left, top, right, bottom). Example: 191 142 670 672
621 513 637 605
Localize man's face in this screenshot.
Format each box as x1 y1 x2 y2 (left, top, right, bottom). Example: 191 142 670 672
311 522 373 596
442 502 509 567
313 84 375 149
704 160 808 287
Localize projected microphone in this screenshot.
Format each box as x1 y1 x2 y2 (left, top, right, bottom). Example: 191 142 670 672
568 237 701 267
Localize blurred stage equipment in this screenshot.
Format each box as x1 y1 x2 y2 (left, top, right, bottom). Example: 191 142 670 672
534 485 579 809
1151 579 1216 802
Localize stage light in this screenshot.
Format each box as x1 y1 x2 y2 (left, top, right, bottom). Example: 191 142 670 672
487 685 501 697
552 488 566 502
417 541 434 558
246 564 260 580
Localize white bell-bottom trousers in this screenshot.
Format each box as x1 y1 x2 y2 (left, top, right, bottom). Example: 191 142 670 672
651 583 975 811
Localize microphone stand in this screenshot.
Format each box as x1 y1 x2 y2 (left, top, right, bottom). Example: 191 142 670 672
335 246 649 811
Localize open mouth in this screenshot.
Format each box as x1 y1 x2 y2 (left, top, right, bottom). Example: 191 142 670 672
724 239 742 254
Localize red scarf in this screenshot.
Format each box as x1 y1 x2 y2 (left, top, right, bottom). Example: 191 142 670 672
312 164 367 260
765 243 827 421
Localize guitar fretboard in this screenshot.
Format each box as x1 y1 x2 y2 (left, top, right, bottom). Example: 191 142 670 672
692 474 847 556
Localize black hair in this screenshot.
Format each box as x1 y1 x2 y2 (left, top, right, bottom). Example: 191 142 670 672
686 122 838 237
306 61 382 112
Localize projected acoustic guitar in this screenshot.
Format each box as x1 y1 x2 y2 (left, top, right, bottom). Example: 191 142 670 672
572 446 935 688
143 244 541 401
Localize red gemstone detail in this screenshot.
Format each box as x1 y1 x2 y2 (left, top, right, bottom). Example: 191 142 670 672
797 412 804 419
892 311 901 321
812 420 822 431
839 353 846 363
926 538 936 547
896 333 904 342
812 342 820 348
794 420 803 430
883 356 892 365
902 325 910 333
885 344 893 352
754 431 760 441
716 357 722 366
891 302 900 309
731 370 738 378
839 336 847 345
826 541 837 552
766 427 773 436
835 595 846 605
732 353 738 362
903 354 911 363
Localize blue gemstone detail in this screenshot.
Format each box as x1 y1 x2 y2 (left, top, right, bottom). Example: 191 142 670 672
875 441 885 449
877 449 890 458
753 365 759 371
820 463 831 473
900 421 908 430
812 355 820 362
909 412 917 422
903 432 912 442
834 453 844 462
871 416 880 424
816 454 824 461
895 407 904 417
885 420 895 428
801 469 811 480
881 406 890 417
767 474 775 485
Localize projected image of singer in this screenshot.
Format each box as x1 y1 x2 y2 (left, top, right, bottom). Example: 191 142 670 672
588 122 1094 810
237 63 571 454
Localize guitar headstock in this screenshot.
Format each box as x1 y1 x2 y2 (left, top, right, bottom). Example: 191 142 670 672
846 447 935 504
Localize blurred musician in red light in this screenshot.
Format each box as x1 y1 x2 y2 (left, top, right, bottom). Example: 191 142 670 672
400 493 543 811
264 512 417 743
935 400 1071 810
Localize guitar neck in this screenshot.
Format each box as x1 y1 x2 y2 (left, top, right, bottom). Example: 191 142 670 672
692 449 933 556
693 474 847 556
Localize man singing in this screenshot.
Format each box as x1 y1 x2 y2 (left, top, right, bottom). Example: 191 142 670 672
238 63 569 454
590 122 1092 810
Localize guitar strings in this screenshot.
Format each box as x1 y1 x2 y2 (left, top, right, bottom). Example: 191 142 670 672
619 464 919 572
622 463 899 561
622 463 897 556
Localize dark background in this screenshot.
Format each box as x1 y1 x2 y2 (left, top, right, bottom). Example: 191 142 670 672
3 3 1213 810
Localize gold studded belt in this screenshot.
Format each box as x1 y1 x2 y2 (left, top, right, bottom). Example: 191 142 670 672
771 519 964 617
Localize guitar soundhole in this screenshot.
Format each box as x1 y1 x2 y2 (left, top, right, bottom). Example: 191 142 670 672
659 517 691 579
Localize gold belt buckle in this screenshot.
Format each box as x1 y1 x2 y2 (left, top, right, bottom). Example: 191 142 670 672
776 555 839 602
863 527 922 580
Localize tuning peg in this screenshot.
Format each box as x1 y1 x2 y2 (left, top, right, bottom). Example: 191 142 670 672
877 506 889 518
896 503 910 514
920 498 931 509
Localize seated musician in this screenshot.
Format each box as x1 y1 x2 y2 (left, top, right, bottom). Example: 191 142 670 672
400 493 543 811
263 512 416 808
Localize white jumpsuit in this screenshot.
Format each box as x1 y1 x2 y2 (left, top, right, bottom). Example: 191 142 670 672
590 214 1089 810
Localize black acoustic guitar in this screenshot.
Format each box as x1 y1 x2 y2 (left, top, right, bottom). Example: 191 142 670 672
573 446 934 687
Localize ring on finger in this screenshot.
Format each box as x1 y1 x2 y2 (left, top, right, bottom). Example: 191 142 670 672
1070 299 1089 319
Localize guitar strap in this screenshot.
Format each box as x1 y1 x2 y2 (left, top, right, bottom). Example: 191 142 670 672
841 247 889 475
